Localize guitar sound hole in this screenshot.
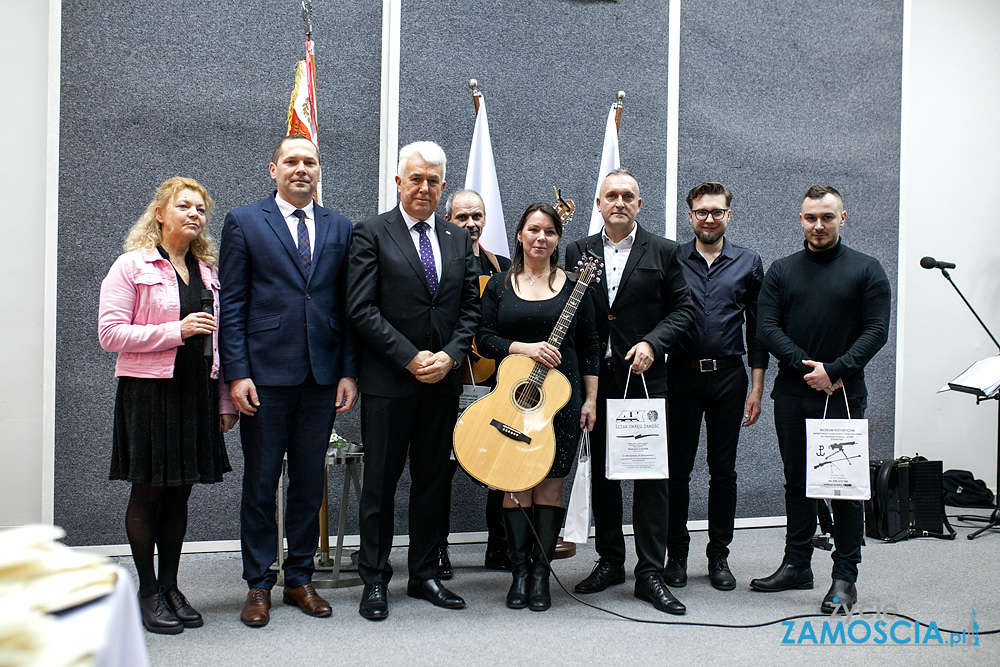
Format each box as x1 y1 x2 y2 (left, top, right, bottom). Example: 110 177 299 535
513 382 542 410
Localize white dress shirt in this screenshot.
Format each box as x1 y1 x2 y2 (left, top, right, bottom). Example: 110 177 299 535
602 224 636 358
274 194 316 256
400 207 442 280
602 224 636 306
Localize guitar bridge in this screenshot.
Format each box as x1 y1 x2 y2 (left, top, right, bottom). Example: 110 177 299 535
489 419 531 444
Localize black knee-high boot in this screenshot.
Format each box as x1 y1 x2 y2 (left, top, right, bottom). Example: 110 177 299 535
502 507 533 609
528 504 565 612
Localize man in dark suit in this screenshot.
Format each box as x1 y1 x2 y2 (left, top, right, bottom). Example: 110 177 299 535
347 142 480 621
565 168 695 615
436 188 511 577
219 135 358 628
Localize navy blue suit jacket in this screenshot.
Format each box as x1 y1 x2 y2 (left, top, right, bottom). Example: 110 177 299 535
219 194 357 386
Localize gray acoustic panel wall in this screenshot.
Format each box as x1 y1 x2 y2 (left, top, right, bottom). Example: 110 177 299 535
55 0 381 545
397 0 671 532
675 1 903 522
54 0 904 546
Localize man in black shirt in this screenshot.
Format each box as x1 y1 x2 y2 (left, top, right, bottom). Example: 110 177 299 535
437 189 512 576
665 182 768 592
752 185 890 614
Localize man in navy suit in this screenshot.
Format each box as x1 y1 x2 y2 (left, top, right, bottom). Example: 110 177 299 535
347 141 480 620
219 135 358 628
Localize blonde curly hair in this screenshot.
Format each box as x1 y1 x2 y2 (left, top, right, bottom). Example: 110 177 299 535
123 177 218 266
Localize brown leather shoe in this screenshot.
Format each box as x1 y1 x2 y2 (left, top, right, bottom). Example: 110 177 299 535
240 588 271 627
282 583 332 617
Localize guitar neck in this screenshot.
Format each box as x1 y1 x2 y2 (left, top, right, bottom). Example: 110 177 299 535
546 276 590 350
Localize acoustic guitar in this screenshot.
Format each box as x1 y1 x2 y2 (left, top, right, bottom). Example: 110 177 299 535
453 253 602 492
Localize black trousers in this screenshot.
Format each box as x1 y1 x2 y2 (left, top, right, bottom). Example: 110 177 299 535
239 380 337 590
441 462 505 546
590 363 670 577
358 390 458 584
666 364 748 560
773 390 867 582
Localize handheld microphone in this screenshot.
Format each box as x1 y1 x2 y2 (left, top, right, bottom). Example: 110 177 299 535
200 289 214 358
919 256 956 270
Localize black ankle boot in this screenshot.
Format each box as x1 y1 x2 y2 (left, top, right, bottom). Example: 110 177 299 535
528 504 565 612
138 587 183 635
502 507 533 609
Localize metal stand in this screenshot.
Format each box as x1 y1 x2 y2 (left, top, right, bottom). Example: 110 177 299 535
275 444 365 587
958 395 1000 539
930 265 1000 539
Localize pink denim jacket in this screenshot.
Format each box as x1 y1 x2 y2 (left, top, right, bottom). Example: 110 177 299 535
98 248 235 415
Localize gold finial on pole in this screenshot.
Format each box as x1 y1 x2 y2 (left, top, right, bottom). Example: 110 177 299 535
469 79 482 116
614 90 625 133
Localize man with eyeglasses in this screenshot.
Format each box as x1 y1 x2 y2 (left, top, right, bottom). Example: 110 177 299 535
751 185 890 614
663 182 768 593
565 168 695 615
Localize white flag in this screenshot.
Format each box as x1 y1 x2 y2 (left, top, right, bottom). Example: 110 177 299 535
464 101 510 257
589 104 621 235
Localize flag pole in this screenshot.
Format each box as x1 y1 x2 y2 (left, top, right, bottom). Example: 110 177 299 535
468 78 482 116
614 90 625 133
300 1 322 205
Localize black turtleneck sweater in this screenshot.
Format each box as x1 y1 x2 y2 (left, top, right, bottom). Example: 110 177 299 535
757 240 891 397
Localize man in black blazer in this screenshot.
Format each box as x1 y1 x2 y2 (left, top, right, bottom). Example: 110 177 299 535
564 169 695 615
219 135 358 627
347 142 480 620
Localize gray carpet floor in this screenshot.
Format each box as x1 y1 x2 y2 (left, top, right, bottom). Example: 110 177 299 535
121 516 1000 666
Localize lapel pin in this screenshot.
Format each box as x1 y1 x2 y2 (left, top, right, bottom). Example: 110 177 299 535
445 230 452 235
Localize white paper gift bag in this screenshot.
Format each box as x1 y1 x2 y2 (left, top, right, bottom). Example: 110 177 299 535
561 432 591 544
605 372 669 480
805 389 871 500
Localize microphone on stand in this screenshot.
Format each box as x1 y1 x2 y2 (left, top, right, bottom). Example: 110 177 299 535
200 289 214 359
920 256 956 270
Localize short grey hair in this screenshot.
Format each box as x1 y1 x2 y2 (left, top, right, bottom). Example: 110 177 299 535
397 141 447 180
445 189 483 216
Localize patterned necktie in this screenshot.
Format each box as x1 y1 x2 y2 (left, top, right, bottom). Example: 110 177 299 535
414 221 438 295
293 209 311 275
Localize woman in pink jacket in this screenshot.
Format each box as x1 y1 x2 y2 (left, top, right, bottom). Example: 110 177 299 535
98 177 237 635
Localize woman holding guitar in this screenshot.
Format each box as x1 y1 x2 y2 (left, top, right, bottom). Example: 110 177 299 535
476 203 599 611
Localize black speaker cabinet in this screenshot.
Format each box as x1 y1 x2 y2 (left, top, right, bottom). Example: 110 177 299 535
865 457 947 541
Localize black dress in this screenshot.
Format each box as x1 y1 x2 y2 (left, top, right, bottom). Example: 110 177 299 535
477 272 600 478
110 249 231 486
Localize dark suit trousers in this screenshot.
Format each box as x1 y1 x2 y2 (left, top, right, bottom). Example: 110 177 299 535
239 380 338 589
359 390 459 584
773 390 866 583
666 365 747 560
591 362 670 577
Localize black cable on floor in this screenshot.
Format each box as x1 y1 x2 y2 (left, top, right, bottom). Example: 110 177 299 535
514 500 1000 635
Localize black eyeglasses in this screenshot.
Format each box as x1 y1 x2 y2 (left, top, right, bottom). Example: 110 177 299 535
690 208 730 221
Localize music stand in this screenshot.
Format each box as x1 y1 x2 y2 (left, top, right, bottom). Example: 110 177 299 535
929 262 1000 539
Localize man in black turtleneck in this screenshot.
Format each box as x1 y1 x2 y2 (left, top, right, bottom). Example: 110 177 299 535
751 184 890 615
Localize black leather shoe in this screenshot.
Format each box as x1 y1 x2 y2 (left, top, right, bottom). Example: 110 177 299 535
162 587 203 628
437 545 453 580
750 563 814 592
663 557 687 587
821 579 857 614
406 578 466 609
634 573 686 615
708 556 736 591
484 542 512 571
359 582 389 621
574 559 626 594
138 589 183 634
